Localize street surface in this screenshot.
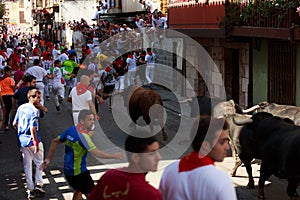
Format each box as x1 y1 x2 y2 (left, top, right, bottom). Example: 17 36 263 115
0 85 299 200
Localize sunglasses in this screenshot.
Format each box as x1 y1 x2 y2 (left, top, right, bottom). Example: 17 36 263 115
31 95 40 99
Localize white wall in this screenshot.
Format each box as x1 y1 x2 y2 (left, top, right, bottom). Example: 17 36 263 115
61 0 98 25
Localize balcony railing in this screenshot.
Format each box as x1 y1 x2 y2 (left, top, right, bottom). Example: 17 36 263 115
222 0 299 30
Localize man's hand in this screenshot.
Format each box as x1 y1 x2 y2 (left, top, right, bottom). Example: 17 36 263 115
113 152 124 160
41 159 50 171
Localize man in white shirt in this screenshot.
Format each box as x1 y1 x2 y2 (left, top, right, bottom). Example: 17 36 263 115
52 45 61 61
125 52 137 86
25 59 51 106
159 116 237 200
50 60 68 111
145 47 156 85
68 75 100 125
59 48 69 63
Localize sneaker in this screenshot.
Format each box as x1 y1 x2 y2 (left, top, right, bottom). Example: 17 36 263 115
56 106 60 111
4 126 9 131
46 96 50 100
58 96 63 104
34 185 45 195
27 190 37 199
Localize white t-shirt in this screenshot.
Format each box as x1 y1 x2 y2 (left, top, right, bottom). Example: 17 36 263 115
126 57 137 71
52 49 61 60
52 67 67 87
59 53 69 63
69 86 92 111
26 66 47 82
145 53 156 65
159 161 237 200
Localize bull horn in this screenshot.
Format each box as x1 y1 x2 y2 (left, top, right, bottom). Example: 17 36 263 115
232 116 253 125
179 98 192 104
242 105 260 113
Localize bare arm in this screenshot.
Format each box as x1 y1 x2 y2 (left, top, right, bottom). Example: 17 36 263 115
90 148 123 160
88 100 100 120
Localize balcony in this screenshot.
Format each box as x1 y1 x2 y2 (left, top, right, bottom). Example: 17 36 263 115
168 0 300 41
167 0 226 37
222 0 300 41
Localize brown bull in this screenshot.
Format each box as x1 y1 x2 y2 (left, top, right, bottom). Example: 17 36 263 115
122 85 168 141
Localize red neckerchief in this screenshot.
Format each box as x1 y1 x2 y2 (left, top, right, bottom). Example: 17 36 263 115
179 151 214 172
88 83 94 92
136 17 140 22
76 83 87 96
115 60 123 68
76 123 89 134
128 55 134 59
105 66 111 72
147 51 152 56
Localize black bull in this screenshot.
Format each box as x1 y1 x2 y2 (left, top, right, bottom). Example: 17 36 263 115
233 112 300 199
122 85 168 141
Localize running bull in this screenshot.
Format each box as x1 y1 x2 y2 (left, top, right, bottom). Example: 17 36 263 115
235 112 300 200
122 85 168 141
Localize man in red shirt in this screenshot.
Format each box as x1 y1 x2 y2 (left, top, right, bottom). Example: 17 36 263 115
88 134 162 200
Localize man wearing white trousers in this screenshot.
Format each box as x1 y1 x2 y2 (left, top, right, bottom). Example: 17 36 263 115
26 59 51 107
13 89 46 199
50 59 68 111
145 47 156 86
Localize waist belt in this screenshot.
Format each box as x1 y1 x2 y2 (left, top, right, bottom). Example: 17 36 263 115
37 81 43 82
73 110 80 112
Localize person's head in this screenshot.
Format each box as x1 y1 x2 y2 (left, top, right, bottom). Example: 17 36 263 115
125 134 161 173
20 62 26 71
27 89 41 105
79 75 90 86
146 48 152 52
54 59 61 67
191 115 230 162
78 109 95 131
69 52 76 60
24 75 37 87
33 59 40 66
4 66 12 75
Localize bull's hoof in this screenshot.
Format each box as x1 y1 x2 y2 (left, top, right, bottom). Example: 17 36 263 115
246 181 254 189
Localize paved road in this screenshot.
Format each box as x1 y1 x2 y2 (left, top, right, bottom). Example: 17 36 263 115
0 86 299 200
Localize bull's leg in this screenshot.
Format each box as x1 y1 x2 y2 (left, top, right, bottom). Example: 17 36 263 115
230 158 242 177
287 179 299 199
161 127 168 141
258 163 273 200
239 154 254 189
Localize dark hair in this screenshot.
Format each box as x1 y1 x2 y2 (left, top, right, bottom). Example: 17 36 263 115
78 109 94 121
23 74 36 84
125 135 158 154
191 115 229 152
54 59 61 65
146 48 151 52
4 66 12 73
33 59 40 66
